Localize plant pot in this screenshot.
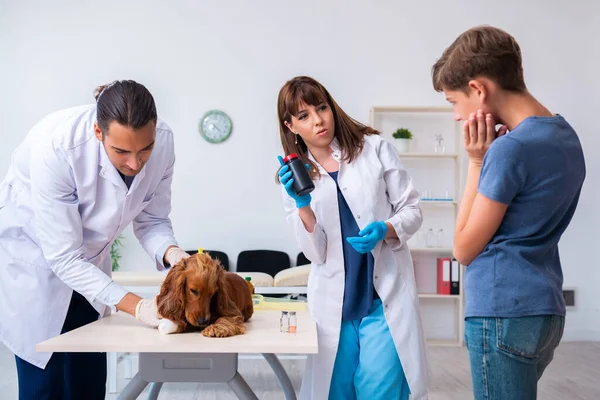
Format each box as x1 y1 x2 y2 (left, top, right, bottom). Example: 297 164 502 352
395 138 410 153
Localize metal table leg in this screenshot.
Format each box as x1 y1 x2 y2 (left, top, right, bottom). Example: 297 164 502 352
262 353 297 400
117 372 149 400
146 382 163 400
228 372 259 400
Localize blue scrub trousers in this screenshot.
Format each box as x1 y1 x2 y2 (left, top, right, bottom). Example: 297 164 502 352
14 291 106 400
329 298 410 400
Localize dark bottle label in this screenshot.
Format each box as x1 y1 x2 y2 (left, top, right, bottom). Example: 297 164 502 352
287 158 315 196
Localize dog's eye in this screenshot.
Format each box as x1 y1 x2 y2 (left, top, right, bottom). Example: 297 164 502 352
190 289 199 296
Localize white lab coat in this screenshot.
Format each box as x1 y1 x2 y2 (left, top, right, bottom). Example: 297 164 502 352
0 105 179 368
282 135 431 399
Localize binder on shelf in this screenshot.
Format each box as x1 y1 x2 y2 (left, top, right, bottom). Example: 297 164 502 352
451 259 460 295
436 257 451 295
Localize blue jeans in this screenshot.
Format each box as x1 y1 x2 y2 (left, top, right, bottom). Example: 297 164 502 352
15 291 106 400
329 299 410 400
465 315 565 400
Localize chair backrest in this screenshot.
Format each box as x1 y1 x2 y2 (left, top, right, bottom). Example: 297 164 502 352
296 252 311 266
185 249 230 271
236 250 290 277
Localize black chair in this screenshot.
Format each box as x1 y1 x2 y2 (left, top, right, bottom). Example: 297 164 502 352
185 249 230 271
296 252 311 266
236 250 290 277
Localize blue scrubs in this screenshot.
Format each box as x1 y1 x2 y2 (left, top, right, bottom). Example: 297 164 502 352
328 171 410 400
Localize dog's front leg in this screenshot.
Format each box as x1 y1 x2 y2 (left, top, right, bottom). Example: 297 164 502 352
202 315 245 337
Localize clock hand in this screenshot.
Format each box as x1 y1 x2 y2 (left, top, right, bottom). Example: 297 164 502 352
209 123 223 134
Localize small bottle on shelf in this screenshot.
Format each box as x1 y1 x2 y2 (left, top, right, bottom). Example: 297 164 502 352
436 229 444 248
425 228 435 248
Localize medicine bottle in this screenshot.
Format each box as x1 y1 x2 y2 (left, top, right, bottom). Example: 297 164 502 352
283 153 315 196
245 277 255 294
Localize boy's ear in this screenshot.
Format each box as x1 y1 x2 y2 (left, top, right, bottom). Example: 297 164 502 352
468 78 489 103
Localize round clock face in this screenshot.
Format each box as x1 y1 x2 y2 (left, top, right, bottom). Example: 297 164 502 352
199 110 232 143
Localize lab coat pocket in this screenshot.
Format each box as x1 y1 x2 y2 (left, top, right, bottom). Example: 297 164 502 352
0 211 47 268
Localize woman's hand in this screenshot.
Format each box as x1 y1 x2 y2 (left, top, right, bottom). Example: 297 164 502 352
346 221 388 254
277 156 312 208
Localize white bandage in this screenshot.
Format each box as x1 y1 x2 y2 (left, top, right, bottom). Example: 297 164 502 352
158 319 179 335
134 297 160 328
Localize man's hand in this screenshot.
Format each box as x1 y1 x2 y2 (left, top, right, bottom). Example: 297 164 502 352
134 296 161 328
164 246 190 267
116 292 160 328
464 109 507 166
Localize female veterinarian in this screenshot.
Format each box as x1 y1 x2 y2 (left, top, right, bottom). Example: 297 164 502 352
0 80 189 400
276 76 431 400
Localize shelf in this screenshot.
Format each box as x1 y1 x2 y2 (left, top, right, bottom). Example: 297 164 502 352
371 106 452 113
418 294 460 299
420 200 457 206
411 247 453 253
398 152 458 159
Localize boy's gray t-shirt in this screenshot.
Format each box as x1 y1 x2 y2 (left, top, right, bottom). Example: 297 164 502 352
465 115 586 318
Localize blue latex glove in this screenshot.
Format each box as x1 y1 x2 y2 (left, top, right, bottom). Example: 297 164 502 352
278 155 312 208
346 221 388 254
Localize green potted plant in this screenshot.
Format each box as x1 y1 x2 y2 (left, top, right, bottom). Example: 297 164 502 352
111 235 124 272
392 128 413 153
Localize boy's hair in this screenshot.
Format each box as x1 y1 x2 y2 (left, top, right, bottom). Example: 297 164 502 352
432 25 526 93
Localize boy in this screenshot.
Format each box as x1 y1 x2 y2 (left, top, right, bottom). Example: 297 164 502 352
431 25 586 399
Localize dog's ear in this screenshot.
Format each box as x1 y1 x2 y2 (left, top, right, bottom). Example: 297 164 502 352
157 258 188 323
215 267 240 318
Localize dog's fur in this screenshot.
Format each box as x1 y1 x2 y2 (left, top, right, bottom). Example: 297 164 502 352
156 252 253 337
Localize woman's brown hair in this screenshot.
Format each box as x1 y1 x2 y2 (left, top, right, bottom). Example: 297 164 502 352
277 76 379 180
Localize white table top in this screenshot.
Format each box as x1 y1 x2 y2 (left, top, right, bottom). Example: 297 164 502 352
36 310 318 355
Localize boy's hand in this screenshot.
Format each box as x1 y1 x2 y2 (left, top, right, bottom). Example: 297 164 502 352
464 109 507 166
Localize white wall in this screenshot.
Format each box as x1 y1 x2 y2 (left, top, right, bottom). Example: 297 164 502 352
1 0 598 341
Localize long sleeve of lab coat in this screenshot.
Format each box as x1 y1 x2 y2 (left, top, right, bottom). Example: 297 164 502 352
282 188 328 265
133 146 178 271
30 141 127 306
378 139 423 250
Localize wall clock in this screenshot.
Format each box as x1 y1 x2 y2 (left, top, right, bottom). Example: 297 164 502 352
199 110 232 143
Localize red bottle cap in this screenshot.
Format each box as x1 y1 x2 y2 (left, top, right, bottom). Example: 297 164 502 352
283 153 299 164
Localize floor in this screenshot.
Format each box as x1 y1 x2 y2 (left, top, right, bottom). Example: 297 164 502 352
1 342 599 399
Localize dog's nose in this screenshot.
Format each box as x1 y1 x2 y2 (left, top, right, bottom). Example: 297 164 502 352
197 317 209 326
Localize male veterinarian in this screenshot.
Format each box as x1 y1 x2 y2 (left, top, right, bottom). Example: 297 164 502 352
0 80 190 400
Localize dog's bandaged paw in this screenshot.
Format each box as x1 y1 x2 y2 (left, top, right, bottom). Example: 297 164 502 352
158 319 179 335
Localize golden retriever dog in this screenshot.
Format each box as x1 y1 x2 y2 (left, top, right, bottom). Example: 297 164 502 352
156 252 253 337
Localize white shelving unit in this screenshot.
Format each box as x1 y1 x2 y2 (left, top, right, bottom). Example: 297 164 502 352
369 106 465 347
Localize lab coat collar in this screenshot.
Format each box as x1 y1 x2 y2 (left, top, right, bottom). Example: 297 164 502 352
308 136 342 175
98 141 148 192
329 137 342 162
